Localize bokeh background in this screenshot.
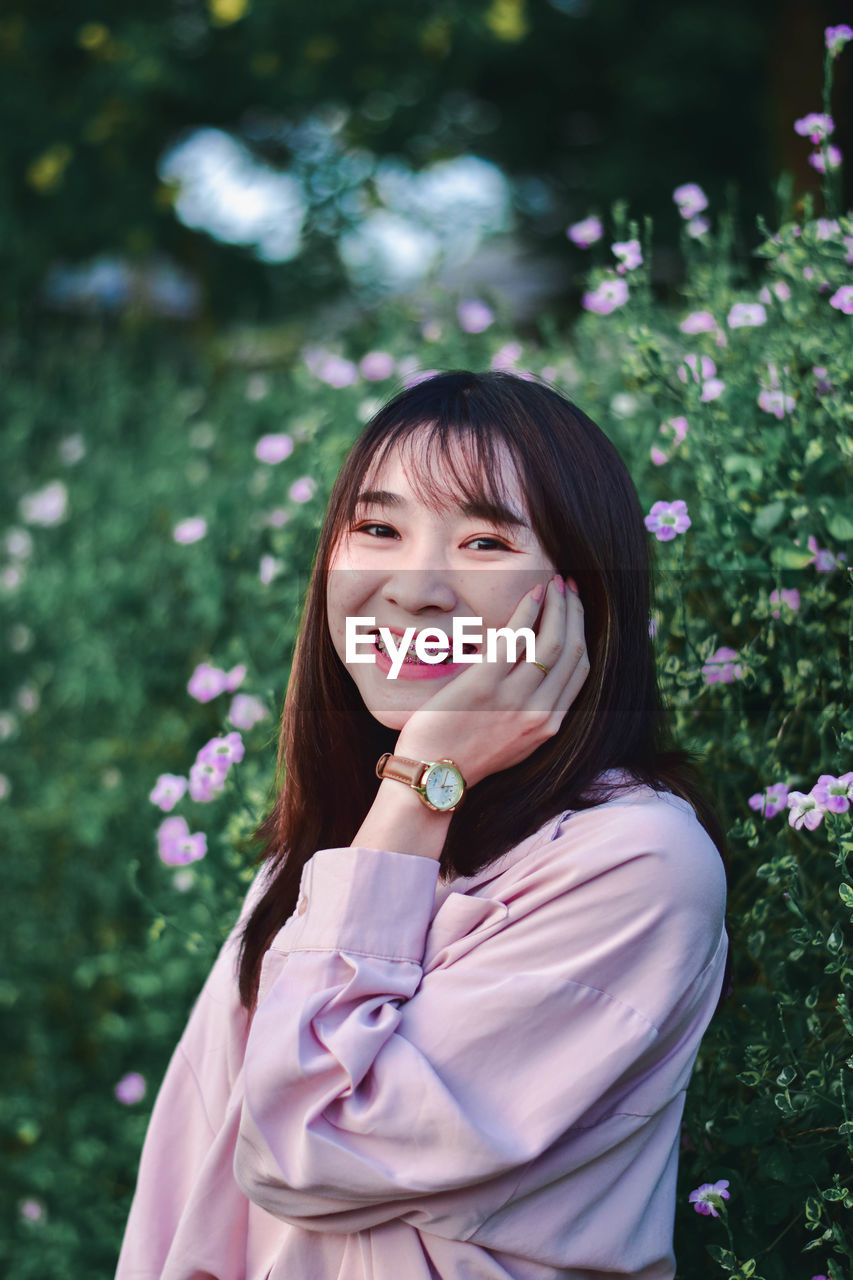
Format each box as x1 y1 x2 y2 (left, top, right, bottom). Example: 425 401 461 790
3 0 852 329
2 3 853 1278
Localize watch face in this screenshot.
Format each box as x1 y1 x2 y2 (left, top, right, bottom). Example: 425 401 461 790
424 763 465 810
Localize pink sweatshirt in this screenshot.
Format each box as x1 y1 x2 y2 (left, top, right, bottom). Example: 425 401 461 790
115 774 727 1279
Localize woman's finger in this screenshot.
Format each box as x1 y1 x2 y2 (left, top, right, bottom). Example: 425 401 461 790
524 582 588 715
503 575 567 685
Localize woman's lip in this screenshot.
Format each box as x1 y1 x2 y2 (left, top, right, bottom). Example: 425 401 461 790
372 633 470 680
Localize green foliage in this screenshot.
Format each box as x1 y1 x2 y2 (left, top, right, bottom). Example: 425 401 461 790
0 0 790 323
2 199 852 1277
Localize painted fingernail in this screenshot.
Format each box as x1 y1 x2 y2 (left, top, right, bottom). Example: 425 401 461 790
554 574 566 596
531 583 544 602
566 577 579 595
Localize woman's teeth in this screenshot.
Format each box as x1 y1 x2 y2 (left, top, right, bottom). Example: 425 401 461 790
373 635 475 664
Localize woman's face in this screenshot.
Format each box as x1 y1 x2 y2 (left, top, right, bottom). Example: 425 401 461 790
326 430 558 730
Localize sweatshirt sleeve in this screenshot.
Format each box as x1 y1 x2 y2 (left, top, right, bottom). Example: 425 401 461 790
115 868 268 1280
234 800 727 1236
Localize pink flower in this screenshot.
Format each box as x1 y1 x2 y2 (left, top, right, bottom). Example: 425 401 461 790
830 285 853 314
187 662 229 703
224 663 246 692
259 554 283 585
173 517 207 545
794 113 834 143
457 299 495 333
807 535 847 572
197 731 245 770
650 416 689 466
490 341 523 371
289 476 317 504
255 434 294 465
811 772 853 814
809 145 842 173
612 239 643 272
228 693 269 731
679 310 717 335
666 416 689 445
566 215 603 247
813 366 834 395
644 499 691 542
826 24 853 55
758 389 796 418
758 281 791 304
265 508 290 528
787 791 826 831
815 218 841 241
769 587 800 618
4 527 33 560
157 815 208 863
728 302 767 328
701 646 744 684
359 351 395 381
688 1179 730 1218
700 378 725 402
19 480 69 526
19 1197 47 1224
844 235 853 265
686 216 710 238
114 1072 147 1105
582 278 629 315
188 760 227 803
748 782 790 818
673 184 708 218
149 773 188 812
318 354 358 388
679 353 716 384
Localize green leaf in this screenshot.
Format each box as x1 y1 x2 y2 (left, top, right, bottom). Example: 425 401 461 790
771 543 815 569
707 1245 738 1270
805 1195 823 1222
839 883 853 908
827 511 853 541
752 501 786 537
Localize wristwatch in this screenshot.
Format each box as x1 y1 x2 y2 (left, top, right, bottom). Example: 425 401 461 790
375 753 467 813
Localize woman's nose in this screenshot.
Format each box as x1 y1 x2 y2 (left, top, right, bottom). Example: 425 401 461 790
380 567 458 614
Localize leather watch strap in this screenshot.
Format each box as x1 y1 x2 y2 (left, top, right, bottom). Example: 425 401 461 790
375 753 428 787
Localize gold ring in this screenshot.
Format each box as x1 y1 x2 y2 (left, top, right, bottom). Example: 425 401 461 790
532 660 550 677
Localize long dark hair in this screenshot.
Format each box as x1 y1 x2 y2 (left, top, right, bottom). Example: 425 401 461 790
236 370 728 1013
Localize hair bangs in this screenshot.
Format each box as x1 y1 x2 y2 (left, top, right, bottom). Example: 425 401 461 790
343 415 528 540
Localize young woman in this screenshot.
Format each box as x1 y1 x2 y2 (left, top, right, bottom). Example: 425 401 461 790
116 370 728 1280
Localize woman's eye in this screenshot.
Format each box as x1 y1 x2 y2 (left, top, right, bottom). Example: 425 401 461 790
350 524 509 550
352 522 397 538
465 536 509 551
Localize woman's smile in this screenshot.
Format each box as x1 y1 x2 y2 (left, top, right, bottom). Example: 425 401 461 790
371 628 475 680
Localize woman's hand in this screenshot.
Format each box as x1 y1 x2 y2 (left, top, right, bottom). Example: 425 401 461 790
394 575 589 789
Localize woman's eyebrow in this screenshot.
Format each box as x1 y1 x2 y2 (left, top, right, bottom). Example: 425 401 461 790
354 489 530 531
